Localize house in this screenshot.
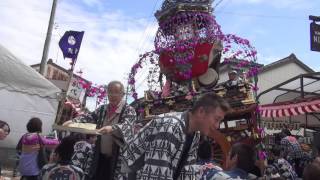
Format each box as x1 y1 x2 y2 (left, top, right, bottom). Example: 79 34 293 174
218 53 314 105
256 53 314 105
31 59 89 91
219 54 317 134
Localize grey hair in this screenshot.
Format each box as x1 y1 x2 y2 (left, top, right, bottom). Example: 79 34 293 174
107 81 125 94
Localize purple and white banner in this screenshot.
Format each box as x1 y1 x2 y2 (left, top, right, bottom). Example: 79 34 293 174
59 30 84 62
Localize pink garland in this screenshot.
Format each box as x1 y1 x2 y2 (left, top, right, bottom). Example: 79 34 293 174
75 71 107 105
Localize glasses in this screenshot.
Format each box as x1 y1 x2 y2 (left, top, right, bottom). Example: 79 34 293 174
107 93 124 97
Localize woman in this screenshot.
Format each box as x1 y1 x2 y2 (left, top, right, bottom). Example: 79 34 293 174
17 117 59 180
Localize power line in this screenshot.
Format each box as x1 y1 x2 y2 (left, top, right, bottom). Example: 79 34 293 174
213 0 225 10
214 0 231 13
215 11 306 21
56 15 154 24
126 0 162 89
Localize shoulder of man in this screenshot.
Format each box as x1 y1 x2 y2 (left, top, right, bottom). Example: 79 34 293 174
152 114 185 132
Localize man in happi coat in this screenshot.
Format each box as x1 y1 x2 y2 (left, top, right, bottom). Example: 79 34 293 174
66 81 137 180
99 93 230 180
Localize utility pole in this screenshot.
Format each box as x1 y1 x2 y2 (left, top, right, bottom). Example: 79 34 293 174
39 0 58 75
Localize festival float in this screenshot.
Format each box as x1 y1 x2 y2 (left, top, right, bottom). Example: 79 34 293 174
128 0 262 168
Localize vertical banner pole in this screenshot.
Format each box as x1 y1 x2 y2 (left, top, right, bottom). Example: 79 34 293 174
55 63 75 124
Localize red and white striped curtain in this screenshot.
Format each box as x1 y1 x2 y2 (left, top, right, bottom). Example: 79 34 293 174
259 98 320 118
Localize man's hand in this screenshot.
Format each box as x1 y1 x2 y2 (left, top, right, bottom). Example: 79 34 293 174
98 126 113 135
0 128 7 140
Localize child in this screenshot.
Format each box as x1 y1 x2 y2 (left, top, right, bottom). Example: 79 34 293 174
40 136 83 180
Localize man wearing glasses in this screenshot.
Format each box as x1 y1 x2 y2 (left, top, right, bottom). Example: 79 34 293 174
66 81 137 180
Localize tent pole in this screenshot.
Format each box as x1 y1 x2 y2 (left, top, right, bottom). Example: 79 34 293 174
305 113 308 136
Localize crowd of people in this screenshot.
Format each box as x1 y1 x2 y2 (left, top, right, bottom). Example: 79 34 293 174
0 80 320 180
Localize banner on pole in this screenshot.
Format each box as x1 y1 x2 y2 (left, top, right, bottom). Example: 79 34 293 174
310 22 320 52
59 31 84 61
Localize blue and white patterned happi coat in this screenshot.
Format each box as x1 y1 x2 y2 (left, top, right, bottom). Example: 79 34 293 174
115 111 201 180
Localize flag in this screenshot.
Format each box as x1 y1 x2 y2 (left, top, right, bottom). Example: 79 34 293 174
59 30 84 61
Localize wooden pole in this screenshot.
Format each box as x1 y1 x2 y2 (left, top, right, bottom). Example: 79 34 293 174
40 0 58 75
55 62 75 124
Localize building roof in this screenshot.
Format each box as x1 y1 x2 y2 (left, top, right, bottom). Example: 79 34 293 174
260 53 314 73
31 59 90 83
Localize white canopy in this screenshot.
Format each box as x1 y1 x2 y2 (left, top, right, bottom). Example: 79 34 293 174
0 44 60 98
0 45 61 148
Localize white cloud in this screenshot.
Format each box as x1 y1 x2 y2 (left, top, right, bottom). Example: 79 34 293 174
0 0 161 111
0 0 158 93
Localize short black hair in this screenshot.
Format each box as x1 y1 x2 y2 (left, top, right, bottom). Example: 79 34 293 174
271 146 282 157
55 136 77 162
230 143 255 172
191 93 230 113
198 140 212 160
26 117 42 133
303 162 320 180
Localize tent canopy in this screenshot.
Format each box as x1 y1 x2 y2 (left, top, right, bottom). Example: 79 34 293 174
257 72 320 128
0 45 61 148
0 44 61 98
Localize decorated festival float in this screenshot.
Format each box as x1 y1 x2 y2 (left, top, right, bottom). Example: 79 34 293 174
54 0 264 169
127 0 263 168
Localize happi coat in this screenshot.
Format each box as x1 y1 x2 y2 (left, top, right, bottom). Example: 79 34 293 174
115 112 201 180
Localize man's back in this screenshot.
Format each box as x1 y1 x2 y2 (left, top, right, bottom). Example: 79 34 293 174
281 136 303 160
121 112 200 180
71 140 94 178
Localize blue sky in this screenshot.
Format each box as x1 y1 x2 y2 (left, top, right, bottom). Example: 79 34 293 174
0 0 319 108
214 0 319 67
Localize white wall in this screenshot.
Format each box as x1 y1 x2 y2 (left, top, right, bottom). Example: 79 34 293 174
257 63 309 104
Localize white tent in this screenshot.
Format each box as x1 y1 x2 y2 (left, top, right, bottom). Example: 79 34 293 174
0 45 61 148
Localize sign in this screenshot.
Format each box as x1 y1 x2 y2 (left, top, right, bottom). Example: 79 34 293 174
67 78 86 103
262 121 300 130
59 31 84 61
310 22 320 52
